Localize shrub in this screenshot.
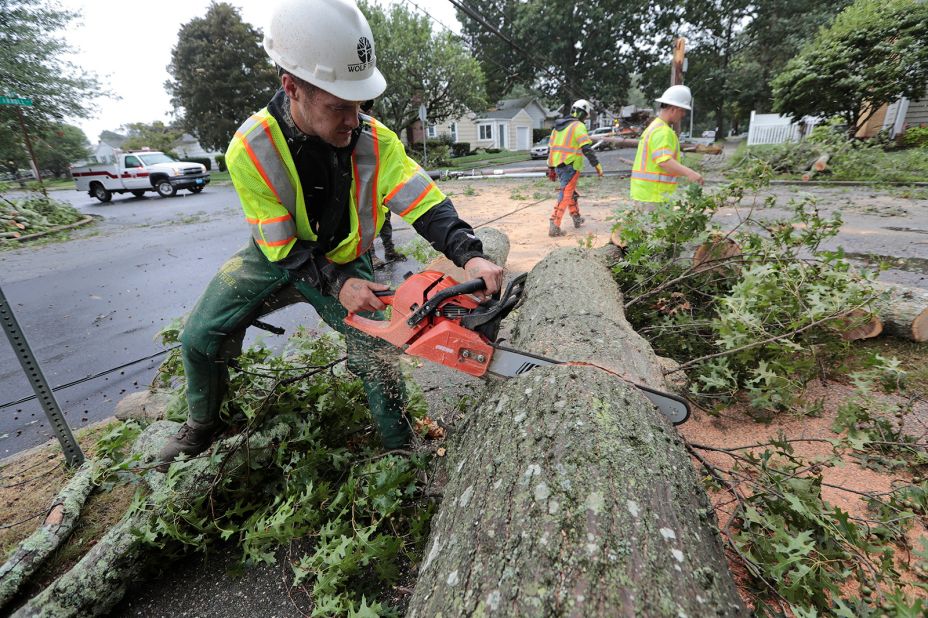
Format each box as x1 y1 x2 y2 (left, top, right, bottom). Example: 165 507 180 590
902 126 928 148
215 154 227 172
183 157 212 171
450 143 471 157
485 147 501 154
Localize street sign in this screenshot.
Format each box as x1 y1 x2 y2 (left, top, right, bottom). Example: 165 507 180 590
0 96 33 107
418 104 427 124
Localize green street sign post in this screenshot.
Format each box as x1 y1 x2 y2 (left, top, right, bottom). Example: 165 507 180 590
0 96 33 107
2 95 46 197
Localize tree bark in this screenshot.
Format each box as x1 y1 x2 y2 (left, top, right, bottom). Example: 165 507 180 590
11 421 291 618
407 247 747 617
0 458 108 611
874 282 928 343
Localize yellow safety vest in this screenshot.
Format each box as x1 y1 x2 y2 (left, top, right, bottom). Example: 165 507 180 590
630 118 680 203
226 110 444 264
546 120 592 171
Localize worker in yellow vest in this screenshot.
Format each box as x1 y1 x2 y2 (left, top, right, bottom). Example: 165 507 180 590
158 0 503 469
546 99 604 237
630 85 704 204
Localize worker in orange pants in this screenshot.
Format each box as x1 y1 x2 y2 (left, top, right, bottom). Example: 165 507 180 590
546 99 603 236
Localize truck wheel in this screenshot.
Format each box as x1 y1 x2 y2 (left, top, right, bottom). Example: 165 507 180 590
91 182 112 203
131 190 146 198
190 186 204 194
156 180 176 198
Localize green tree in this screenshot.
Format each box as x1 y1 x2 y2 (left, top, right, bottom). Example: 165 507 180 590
729 0 849 119
360 2 487 134
32 123 90 177
120 121 184 155
772 0 928 137
166 2 277 152
0 0 103 175
456 0 534 103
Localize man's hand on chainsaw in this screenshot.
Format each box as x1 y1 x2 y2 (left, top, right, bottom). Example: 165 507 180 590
339 278 391 313
464 257 504 299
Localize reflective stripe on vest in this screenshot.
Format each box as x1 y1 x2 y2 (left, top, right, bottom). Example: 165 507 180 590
352 121 380 258
236 114 298 247
547 121 582 167
384 168 435 216
634 119 677 186
631 170 678 184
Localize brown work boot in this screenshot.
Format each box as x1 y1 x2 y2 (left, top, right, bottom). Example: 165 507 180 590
572 214 585 228
548 221 565 237
156 420 221 472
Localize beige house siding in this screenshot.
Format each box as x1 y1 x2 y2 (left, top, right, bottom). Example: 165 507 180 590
907 98 928 126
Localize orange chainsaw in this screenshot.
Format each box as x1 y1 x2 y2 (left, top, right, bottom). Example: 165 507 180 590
345 271 690 425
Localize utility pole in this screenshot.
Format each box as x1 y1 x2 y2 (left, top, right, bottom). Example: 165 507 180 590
670 38 687 134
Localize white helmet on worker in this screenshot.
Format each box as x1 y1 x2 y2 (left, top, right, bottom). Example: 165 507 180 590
571 99 593 118
264 0 387 102
655 85 692 111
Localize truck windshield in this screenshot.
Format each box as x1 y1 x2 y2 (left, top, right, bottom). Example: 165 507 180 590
137 154 176 165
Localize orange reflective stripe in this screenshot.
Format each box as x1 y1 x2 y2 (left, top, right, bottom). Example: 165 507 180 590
255 236 295 247
235 130 283 204
399 184 433 217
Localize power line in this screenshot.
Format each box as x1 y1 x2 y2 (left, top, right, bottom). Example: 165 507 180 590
0 346 178 411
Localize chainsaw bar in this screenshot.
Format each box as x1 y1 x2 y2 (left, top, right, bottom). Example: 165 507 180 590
488 345 690 425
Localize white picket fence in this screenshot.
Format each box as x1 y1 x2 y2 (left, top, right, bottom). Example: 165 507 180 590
747 111 820 146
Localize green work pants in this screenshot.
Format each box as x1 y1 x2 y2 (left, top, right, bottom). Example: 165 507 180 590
180 241 411 448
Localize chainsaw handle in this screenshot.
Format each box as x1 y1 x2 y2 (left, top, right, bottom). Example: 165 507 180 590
373 288 394 303
406 278 487 327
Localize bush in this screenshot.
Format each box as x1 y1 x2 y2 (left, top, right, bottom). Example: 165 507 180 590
183 156 212 171
485 147 501 154
902 126 928 148
215 154 227 172
450 142 471 157
406 142 451 168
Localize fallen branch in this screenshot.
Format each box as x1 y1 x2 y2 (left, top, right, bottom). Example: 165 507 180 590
0 458 109 611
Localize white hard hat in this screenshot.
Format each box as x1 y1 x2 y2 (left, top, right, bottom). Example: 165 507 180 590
264 0 386 102
571 99 592 117
655 85 692 111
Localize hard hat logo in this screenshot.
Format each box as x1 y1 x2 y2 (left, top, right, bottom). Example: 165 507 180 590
348 37 375 73
357 37 373 64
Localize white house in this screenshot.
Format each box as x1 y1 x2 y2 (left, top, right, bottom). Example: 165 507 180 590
430 98 552 151
172 133 224 167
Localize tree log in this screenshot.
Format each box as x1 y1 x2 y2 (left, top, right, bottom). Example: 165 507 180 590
425 228 510 281
835 309 883 341
0 458 108 611
874 282 928 342
12 421 291 618
407 248 746 617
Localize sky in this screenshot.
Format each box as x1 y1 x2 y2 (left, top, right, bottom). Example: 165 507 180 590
57 0 462 143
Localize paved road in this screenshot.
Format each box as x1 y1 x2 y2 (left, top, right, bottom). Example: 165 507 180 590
0 184 417 458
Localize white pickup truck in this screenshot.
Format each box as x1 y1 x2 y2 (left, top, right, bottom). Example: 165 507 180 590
71 151 210 203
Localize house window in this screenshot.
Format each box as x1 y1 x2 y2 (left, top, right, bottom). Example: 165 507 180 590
479 124 492 140
450 122 458 142
427 124 437 138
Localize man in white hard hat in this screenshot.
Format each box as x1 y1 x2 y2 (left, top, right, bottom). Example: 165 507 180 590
158 0 503 469
545 99 604 237
629 85 704 204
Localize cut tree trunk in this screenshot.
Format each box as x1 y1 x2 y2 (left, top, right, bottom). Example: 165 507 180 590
0 458 108 611
407 247 747 617
874 282 928 342
801 153 830 181
835 309 883 341
11 421 291 618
